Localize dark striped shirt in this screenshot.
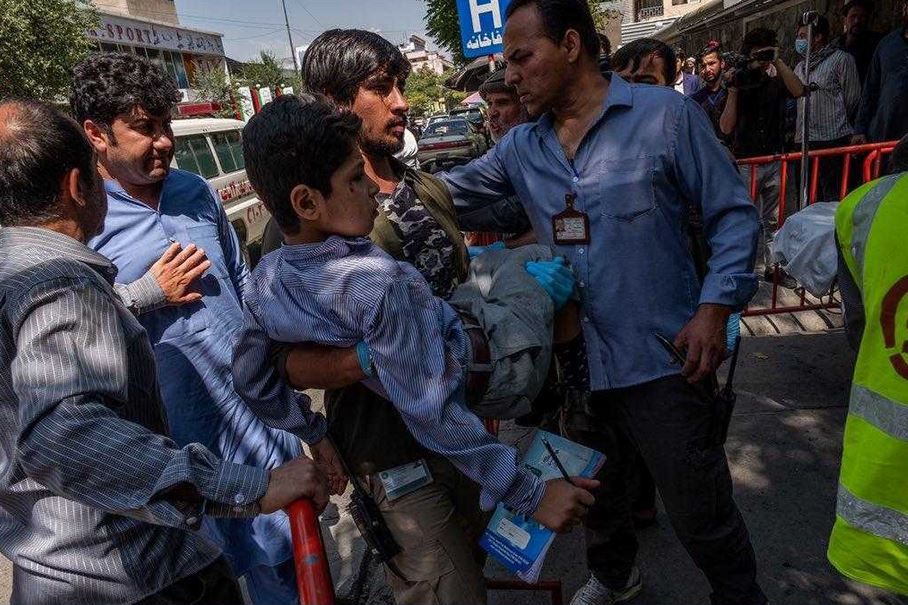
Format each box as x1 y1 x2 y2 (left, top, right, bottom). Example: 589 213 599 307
0 227 269 605
795 48 862 143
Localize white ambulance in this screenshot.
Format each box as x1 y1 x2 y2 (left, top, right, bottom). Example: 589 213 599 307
171 118 269 266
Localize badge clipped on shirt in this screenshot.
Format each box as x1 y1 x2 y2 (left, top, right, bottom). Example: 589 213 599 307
379 459 434 502
552 193 590 245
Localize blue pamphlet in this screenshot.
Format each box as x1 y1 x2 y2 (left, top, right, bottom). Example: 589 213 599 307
479 430 605 582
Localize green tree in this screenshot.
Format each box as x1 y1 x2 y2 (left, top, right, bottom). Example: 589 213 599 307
424 0 614 65
406 66 467 118
238 50 287 90
0 0 99 101
192 68 240 119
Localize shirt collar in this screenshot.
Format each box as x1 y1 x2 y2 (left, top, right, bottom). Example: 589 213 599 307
0 226 118 282
534 72 634 136
279 235 372 264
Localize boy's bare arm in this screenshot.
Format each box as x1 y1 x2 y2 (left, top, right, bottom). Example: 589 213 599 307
276 343 366 390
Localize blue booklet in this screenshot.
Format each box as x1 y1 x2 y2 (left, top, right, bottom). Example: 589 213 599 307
479 429 605 582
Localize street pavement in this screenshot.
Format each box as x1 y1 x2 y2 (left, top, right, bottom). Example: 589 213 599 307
1 329 904 604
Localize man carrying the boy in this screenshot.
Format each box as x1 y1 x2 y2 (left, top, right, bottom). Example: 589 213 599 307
234 93 597 605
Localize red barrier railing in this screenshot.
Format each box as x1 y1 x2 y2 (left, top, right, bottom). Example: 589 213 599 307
736 141 897 317
289 499 335 605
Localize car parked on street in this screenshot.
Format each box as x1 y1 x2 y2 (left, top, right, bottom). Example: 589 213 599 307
171 118 269 266
417 118 488 173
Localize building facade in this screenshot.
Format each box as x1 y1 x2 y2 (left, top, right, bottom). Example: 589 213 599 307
87 0 227 101
654 0 904 66
615 0 709 44
398 35 454 75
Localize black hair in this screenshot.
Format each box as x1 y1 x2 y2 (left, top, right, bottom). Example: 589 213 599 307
742 28 777 55
612 38 677 84
242 94 362 235
505 0 600 60
70 52 181 129
797 14 831 40
697 40 722 63
0 100 95 226
302 29 411 105
842 0 874 17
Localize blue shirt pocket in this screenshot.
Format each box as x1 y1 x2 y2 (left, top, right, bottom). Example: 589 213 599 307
599 159 657 222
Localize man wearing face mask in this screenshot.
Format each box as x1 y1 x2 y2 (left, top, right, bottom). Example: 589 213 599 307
794 14 862 202
831 0 884 86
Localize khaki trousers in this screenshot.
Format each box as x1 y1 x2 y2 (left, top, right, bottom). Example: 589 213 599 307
364 457 489 605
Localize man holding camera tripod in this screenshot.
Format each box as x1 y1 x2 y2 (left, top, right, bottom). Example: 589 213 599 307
719 29 805 275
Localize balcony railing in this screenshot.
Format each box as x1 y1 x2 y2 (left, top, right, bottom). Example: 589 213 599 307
637 5 665 20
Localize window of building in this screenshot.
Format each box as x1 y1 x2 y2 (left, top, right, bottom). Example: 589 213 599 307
174 135 219 178
211 130 244 174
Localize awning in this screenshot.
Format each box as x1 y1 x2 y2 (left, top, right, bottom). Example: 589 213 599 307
461 91 483 105
652 0 723 42
444 56 504 92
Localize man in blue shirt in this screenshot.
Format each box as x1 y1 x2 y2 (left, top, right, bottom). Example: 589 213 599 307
70 52 311 604
441 1 765 604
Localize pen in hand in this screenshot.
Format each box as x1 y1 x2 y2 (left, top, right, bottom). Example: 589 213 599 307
542 437 577 487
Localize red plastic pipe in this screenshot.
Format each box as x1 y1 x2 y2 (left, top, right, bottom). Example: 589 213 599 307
288 499 335 605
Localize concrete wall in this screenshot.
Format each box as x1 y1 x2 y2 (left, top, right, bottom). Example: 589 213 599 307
93 0 180 25
663 0 710 19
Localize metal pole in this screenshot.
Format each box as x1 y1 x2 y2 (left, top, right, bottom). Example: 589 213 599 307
799 11 818 209
281 0 300 78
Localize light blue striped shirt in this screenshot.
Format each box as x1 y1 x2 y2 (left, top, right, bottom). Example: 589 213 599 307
232 236 545 514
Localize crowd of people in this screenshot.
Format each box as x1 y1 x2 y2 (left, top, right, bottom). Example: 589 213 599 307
611 0 906 278
0 0 906 605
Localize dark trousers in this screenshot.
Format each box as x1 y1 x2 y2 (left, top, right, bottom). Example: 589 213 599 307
572 375 766 605
137 557 244 605
811 136 853 203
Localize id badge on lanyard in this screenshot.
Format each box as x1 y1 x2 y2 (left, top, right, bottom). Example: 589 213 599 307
552 192 590 245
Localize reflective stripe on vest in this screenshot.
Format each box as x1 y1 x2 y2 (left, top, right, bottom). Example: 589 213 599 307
837 484 908 548
851 175 901 278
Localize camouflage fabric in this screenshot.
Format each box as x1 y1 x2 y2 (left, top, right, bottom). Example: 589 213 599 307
377 180 460 299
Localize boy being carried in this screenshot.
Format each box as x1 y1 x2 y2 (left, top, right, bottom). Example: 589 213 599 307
233 94 596 532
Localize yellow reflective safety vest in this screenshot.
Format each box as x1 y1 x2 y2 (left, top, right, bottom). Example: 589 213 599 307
829 172 908 596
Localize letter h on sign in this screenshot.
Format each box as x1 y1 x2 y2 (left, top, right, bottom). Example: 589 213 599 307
457 0 511 58
469 0 502 31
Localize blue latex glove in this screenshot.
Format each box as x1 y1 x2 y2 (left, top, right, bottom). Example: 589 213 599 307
725 312 741 358
355 341 374 377
468 240 506 259
525 256 575 310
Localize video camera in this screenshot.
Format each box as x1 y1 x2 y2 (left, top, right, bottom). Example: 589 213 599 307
720 48 776 90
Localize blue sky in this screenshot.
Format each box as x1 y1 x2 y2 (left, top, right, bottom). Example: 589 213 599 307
177 0 441 63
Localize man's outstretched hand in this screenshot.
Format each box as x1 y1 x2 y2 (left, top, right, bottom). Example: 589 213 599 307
309 438 349 495
258 455 329 514
674 303 733 383
150 242 211 306
532 477 599 533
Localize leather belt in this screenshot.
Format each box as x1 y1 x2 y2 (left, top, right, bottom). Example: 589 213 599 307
465 327 492 407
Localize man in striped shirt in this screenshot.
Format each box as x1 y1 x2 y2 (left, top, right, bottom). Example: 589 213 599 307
794 14 862 202
0 100 328 605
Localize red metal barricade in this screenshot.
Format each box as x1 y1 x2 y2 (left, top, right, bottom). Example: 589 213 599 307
736 141 897 317
289 499 335 605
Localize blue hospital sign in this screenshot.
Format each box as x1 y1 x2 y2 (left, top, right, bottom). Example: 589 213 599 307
457 0 512 58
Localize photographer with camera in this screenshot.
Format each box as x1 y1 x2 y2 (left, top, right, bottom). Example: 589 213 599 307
720 29 804 276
